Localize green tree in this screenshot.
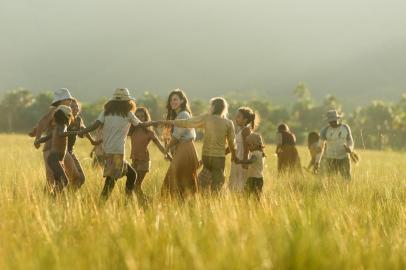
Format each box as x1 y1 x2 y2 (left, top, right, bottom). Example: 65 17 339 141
0 89 34 132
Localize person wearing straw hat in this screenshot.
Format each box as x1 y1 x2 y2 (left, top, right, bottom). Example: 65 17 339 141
30 88 88 190
314 110 354 180
78 88 157 202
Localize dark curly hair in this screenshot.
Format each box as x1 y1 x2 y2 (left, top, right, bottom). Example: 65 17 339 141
104 99 136 117
129 107 153 136
54 110 72 126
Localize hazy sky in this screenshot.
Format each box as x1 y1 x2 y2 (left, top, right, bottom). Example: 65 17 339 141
1 0 405 104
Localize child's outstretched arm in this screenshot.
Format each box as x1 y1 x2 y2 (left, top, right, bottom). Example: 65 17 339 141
78 120 103 135
35 134 52 144
151 131 173 161
137 121 158 128
56 125 80 137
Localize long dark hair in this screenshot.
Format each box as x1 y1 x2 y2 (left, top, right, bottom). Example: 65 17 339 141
238 107 260 130
104 100 136 117
129 107 152 136
166 89 192 120
278 123 290 133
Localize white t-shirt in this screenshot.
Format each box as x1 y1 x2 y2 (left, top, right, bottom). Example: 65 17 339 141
97 111 141 155
247 150 265 178
320 124 354 160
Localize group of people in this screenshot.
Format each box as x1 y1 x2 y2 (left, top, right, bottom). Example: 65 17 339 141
30 87 356 203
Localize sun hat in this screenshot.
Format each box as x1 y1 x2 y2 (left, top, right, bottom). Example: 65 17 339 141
56 105 73 119
111 88 135 101
326 110 343 122
246 132 264 147
52 88 74 104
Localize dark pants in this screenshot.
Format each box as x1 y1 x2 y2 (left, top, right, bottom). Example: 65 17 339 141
100 163 137 201
47 152 69 193
202 156 226 193
324 158 351 180
244 177 263 200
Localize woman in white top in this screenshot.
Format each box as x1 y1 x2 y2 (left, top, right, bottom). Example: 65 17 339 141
229 107 259 192
161 89 199 198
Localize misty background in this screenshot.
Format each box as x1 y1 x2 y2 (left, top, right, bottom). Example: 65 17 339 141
1 0 406 108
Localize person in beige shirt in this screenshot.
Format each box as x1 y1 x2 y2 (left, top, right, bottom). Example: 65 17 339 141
160 97 236 193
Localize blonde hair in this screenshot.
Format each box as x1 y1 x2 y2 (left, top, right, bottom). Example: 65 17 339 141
210 97 229 117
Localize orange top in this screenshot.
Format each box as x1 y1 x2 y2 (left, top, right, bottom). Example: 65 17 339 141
130 128 155 162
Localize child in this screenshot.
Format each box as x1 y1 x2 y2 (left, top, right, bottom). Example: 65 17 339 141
229 107 259 192
275 123 302 176
90 127 105 168
306 132 322 173
78 88 156 202
129 107 171 201
29 88 75 188
36 105 80 194
66 99 101 189
235 133 265 200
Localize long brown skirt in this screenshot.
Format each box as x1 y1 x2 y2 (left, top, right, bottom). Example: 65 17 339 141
161 141 199 198
277 145 302 175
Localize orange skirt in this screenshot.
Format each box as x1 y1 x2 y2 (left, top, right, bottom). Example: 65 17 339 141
161 141 199 198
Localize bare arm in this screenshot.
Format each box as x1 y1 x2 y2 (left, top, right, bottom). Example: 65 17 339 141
314 141 326 171
152 132 173 160
137 121 158 128
56 125 79 137
236 155 257 165
151 131 166 155
78 120 103 135
172 115 206 129
35 134 52 144
34 107 56 142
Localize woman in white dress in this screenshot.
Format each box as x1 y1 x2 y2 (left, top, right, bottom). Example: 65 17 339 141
229 107 259 192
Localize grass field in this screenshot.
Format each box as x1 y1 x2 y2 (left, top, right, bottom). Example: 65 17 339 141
0 134 405 270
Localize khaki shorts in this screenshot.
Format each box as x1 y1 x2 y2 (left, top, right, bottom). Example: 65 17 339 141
132 160 151 172
104 154 129 179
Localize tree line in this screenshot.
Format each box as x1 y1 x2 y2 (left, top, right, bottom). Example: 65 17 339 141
1 85 405 150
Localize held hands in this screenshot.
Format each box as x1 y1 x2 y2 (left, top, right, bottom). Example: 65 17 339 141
343 144 352 154
165 153 173 162
91 139 103 146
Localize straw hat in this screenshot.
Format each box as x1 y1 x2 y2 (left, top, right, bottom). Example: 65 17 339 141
56 105 73 119
326 110 343 122
111 88 135 101
52 88 74 104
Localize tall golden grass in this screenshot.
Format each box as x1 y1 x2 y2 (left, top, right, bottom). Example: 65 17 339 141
0 134 405 270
